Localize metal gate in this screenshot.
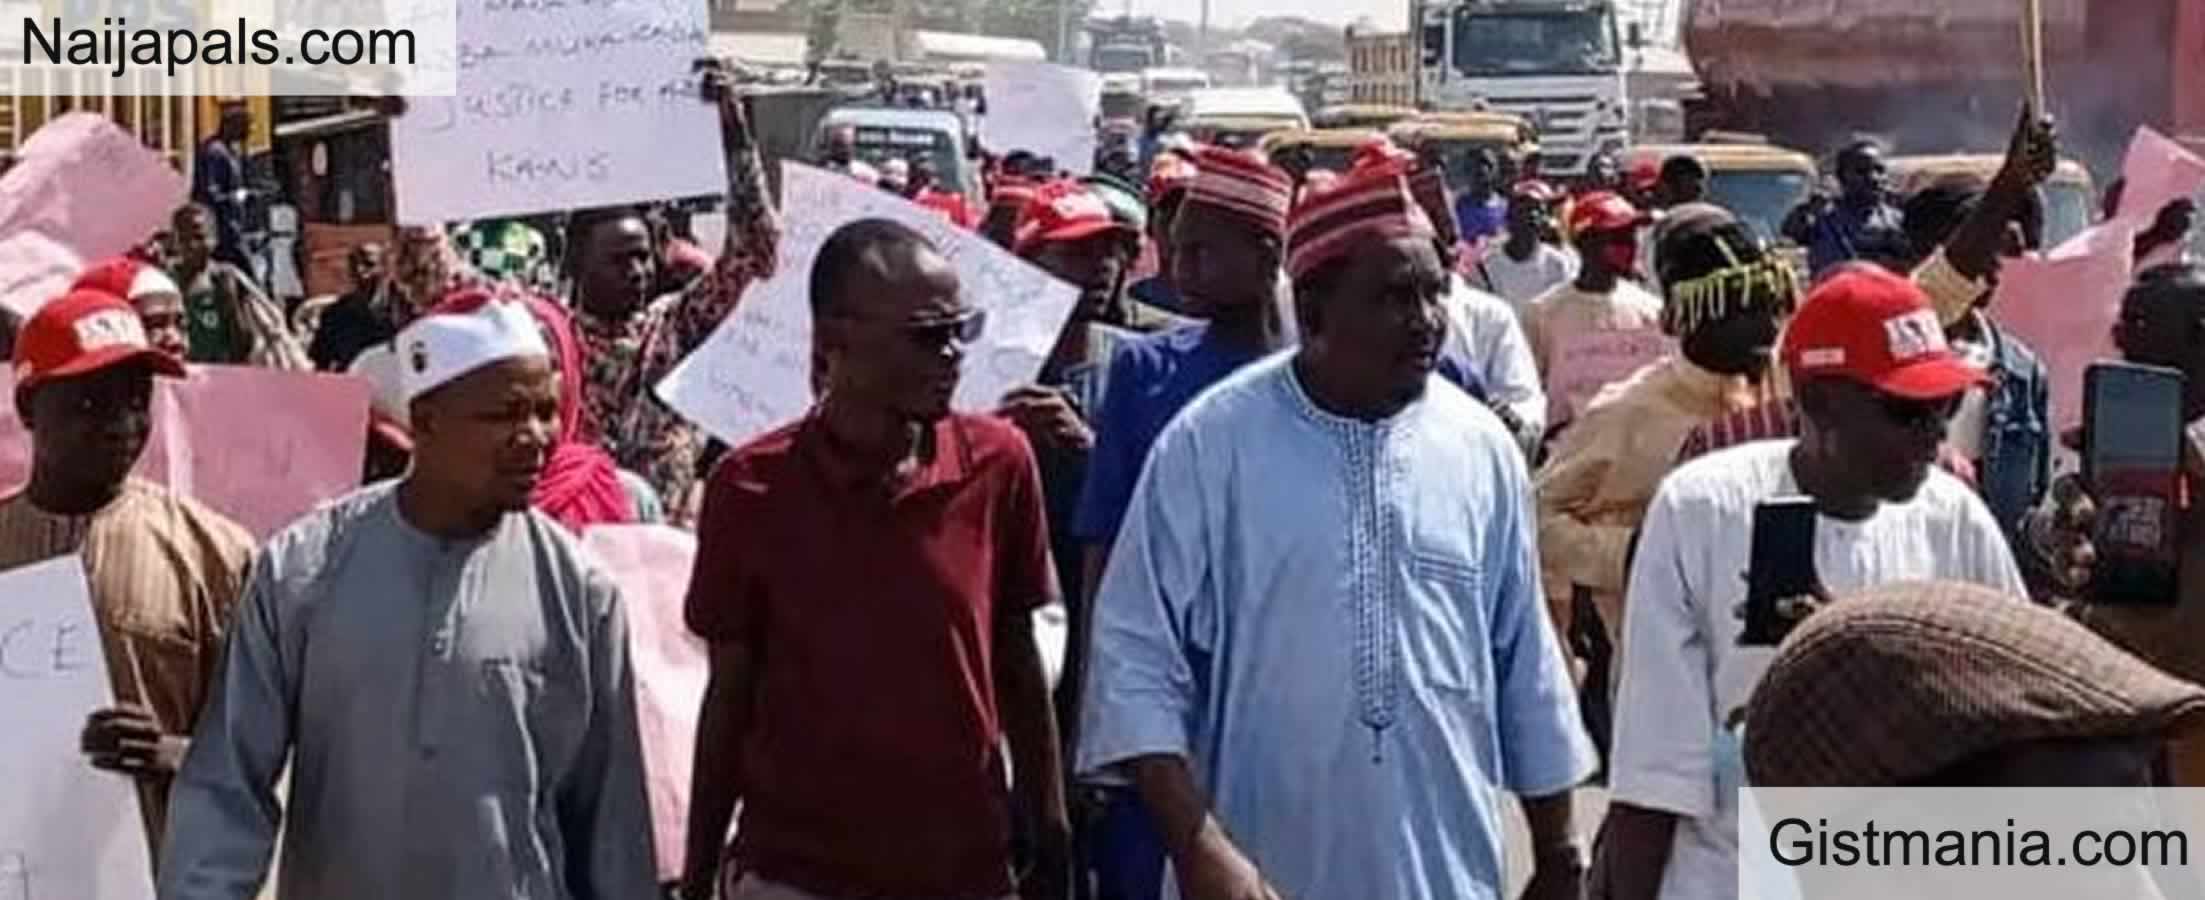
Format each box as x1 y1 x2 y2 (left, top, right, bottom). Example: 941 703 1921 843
0 63 199 177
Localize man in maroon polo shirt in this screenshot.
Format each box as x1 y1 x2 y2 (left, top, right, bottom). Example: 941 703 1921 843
679 218 1070 900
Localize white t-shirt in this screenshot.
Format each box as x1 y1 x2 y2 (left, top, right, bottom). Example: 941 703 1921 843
1471 242 1579 316
1611 440 2028 900
1441 273 1548 447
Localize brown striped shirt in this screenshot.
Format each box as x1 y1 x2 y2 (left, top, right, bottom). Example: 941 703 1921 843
0 478 254 859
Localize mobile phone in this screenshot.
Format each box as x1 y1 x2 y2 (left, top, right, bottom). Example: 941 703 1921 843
1741 496 1817 647
2083 362 2185 606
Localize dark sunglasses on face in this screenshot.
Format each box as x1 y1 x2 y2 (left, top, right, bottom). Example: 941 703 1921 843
900 307 987 349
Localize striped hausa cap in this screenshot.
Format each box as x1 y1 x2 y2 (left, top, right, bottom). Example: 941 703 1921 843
1285 167 1436 280
1186 146 1292 240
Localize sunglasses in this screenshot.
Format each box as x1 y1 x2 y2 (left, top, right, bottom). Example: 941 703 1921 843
897 307 987 349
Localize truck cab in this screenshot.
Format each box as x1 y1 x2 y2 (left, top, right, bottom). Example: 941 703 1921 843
1141 68 1214 109
1418 0 1629 179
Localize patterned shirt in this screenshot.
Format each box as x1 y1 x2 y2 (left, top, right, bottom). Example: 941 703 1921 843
574 138 780 520
0 480 255 857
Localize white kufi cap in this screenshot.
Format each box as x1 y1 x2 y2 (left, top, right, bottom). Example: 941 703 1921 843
396 298 550 403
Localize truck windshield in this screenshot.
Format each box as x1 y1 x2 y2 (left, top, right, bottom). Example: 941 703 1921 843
1095 46 1152 74
1452 7 1618 76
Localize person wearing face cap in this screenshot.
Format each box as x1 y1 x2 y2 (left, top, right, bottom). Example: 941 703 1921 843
160 298 657 900
1522 190 1666 427
73 255 194 361
1078 163 1594 900
0 289 253 870
1595 268 2028 900
1000 180 1146 719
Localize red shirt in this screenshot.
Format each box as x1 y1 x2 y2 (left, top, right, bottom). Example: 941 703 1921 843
686 412 1057 898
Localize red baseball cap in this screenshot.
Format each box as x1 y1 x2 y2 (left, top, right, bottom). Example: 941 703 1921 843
1626 155 1661 192
13 289 187 390
1568 191 1647 235
1781 268 1991 400
1014 180 1132 254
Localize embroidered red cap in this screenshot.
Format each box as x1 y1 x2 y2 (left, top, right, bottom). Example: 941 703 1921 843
1780 267 1992 400
12 289 186 390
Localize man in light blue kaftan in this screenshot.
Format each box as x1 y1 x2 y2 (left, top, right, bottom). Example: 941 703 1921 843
1075 164 1594 900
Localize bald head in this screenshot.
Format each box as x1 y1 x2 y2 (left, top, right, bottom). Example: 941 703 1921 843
809 218 948 321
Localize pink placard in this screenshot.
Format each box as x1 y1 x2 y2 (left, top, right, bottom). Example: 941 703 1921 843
2115 127 2205 228
0 365 370 538
1549 327 1676 424
0 114 188 317
1990 221 2137 431
580 524 706 882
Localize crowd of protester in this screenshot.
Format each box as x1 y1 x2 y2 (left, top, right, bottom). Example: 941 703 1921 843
11 55 2205 900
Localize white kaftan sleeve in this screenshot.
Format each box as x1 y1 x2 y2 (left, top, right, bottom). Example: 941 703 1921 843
1075 419 1212 778
1486 444 1594 795
1467 291 1548 448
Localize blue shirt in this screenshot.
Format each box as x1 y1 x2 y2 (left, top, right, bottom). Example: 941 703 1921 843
1798 199 1907 276
1077 355 1595 900
1456 194 1506 245
1074 323 1267 544
1075 324 1486 545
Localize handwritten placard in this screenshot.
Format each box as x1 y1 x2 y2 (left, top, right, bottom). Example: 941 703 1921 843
981 62 1102 175
388 0 725 223
0 556 155 900
0 114 188 317
657 161 1079 448
1549 328 1675 424
0 366 370 538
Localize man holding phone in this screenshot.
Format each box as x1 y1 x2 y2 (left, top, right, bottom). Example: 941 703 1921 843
1593 268 2029 900
2034 263 2205 781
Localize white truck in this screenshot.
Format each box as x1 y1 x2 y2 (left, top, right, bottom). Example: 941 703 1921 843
1414 0 1630 178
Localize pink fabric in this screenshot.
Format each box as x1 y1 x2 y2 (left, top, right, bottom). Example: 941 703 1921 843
1990 221 2137 432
